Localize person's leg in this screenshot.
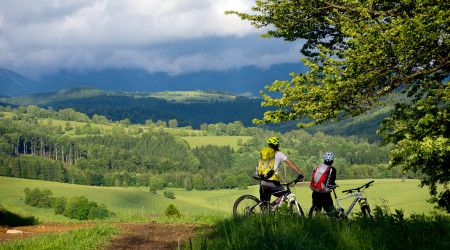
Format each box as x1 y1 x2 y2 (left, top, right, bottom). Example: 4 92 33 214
262 181 285 206
259 183 271 203
322 193 335 213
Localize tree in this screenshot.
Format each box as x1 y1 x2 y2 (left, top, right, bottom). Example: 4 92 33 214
193 173 206 190
163 204 181 218
64 196 91 220
51 196 67 215
168 119 178 128
164 191 175 199
228 0 449 212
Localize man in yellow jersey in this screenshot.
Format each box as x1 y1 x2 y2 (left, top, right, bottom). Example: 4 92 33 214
258 137 304 207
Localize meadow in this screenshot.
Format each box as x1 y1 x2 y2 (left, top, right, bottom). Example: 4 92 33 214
1 176 448 249
182 135 253 150
0 176 437 224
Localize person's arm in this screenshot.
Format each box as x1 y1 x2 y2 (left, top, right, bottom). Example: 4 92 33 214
285 158 302 175
329 167 337 185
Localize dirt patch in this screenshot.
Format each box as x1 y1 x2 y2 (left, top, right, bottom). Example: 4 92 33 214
0 222 95 242
105 222 207 249
0 222 209 249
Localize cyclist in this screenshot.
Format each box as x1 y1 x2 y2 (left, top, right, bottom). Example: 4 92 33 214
310 152 337 215
258 137 304 207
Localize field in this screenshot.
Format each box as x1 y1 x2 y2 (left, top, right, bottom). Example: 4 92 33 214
1 177 447 249
182 135 253 149
0 176 437 224
144 90 236 103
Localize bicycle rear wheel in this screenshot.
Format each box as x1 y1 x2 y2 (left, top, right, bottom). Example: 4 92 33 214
233 195 263 216
361 205 373 219
309 206 319 217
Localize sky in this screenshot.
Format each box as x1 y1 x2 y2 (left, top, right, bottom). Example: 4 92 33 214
0 0 304 80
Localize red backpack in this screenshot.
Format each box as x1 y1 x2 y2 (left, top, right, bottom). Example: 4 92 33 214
310 164 332 193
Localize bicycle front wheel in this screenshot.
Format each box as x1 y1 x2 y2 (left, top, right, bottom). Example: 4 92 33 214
361 205 373 219
233 195 263 216
289 200 305 217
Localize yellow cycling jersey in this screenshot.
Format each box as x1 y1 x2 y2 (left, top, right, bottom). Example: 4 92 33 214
257 147 280 181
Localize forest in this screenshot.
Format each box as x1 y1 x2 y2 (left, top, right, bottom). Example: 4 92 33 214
0 87 394 141
0 105 417 191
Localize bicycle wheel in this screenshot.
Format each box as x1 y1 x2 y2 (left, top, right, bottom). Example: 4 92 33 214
233 195 263 216
289 200 305 217
308 206 320 218
361 205 373 219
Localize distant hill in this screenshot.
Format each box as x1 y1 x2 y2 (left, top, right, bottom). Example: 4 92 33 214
0 63 308 97
0 68 39 96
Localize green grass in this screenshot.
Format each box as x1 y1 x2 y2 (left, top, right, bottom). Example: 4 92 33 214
0 177 228 223
189 213 450 249
183 136 252 149
0 177 439 224
0 224 120 249
145 90 236 103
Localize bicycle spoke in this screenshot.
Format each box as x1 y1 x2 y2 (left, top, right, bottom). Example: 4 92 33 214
233 195 262 216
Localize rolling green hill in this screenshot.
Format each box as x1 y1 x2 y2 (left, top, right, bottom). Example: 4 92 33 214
0 177 438 224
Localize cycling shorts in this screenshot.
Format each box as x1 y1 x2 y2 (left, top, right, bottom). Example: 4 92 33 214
259 180 287 202
312 191 334 212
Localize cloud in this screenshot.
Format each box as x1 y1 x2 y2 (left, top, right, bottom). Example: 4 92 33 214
0 0 302 79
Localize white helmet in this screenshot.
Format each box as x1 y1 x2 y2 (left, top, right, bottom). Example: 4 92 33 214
323 152 334 162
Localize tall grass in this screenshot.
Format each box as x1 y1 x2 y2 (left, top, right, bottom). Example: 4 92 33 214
189 210 450 249
0 224 120 249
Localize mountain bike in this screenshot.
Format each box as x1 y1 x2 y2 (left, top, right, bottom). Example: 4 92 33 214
309 180 374 219
233 177 305 217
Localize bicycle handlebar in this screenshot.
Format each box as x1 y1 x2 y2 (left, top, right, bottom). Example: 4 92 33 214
342 180 374 193
253 175 300 187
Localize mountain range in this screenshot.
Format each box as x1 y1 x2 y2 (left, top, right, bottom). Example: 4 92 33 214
0 63 308 97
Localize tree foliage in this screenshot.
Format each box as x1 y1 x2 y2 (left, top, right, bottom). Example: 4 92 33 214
163 204 181 218
227 0 449 211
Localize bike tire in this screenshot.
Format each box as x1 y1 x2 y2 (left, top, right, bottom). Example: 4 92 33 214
308 206 319 218
233 195 262 216
289 200 305 217
361 205 373 219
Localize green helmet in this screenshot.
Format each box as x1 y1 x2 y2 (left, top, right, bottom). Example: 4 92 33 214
267 137 280 146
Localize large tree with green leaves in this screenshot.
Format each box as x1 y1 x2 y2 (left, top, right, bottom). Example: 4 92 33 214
227 0 449 212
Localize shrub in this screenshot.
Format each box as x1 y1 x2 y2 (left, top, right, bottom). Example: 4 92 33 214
163 204 181 218
88 203 111 220
51 196 67 215
23 188 52 208
23 188 113 220
164 191 175 199
64 196 92 220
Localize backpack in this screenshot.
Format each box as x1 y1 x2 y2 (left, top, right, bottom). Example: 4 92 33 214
257 147 279 181
310 164 332 193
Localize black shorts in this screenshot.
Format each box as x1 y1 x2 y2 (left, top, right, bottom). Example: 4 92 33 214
259 180 287 202
312 191 334 212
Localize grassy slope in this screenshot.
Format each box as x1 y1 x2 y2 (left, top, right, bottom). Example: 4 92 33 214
146 91 236 103
0 177 437 223
182 136 253 149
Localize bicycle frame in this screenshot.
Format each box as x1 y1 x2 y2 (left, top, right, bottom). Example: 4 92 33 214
331 180 374 218
247 179 303 215
333 189 366 217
